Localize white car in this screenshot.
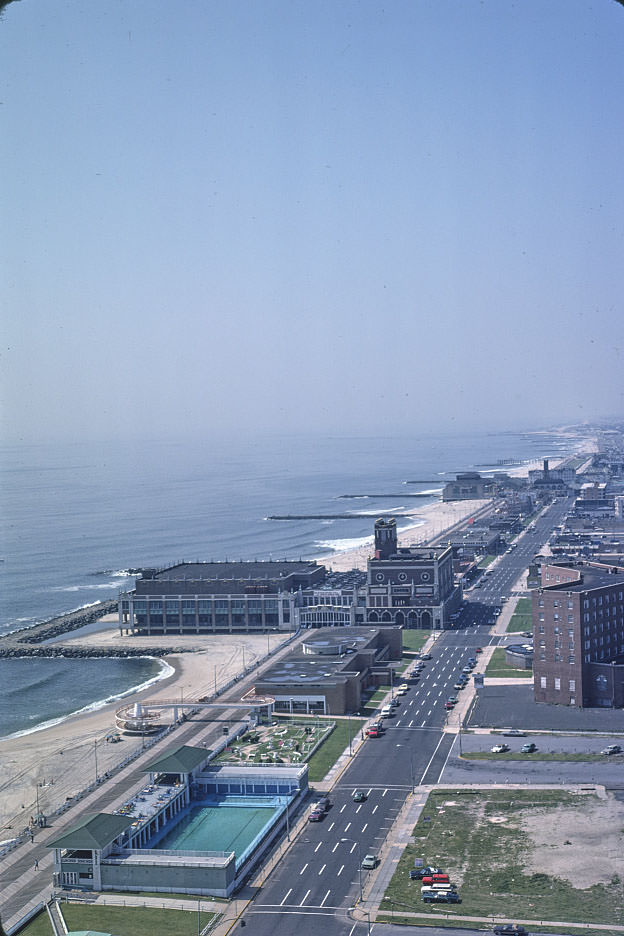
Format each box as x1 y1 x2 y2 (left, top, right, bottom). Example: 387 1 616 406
491 744 510 754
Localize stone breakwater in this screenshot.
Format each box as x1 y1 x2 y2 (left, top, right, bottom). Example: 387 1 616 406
0 644 191 659
13 599 118 644
0 600 194 660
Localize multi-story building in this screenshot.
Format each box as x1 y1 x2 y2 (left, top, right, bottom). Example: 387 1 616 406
118 560 326 635
364 519 460 629
533 561 624 708
442 472 494 502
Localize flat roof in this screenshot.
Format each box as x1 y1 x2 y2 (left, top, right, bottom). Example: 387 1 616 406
48 813 134 851
544 566 624 592
143 744 210 774
150 560 324 581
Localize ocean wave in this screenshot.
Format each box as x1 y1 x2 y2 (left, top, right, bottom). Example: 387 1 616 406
0 658 175 742
314 534 375 552
52 582 121 593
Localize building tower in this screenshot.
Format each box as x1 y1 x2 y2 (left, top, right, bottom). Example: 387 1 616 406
374 518 397 559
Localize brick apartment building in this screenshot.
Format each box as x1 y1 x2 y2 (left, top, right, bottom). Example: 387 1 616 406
533 561 624 708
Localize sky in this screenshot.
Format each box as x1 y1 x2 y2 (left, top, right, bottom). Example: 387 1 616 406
1 0 624 442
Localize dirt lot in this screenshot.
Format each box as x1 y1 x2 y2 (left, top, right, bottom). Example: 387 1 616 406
520 790 624 888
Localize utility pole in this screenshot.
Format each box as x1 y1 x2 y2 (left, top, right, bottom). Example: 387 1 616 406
94 740 98 784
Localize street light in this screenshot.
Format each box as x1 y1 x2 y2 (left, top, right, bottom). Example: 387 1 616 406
341 837 363 902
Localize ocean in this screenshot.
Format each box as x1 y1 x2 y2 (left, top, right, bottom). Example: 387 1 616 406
0 428 585 737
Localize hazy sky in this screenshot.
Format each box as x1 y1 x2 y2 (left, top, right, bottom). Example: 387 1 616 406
2 0 623 442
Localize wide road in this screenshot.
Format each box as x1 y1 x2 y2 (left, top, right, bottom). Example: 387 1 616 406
242 499 574 936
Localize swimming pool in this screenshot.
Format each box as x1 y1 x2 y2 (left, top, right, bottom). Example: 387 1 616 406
148 795 285 867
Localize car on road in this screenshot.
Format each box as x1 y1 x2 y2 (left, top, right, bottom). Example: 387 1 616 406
361 853 379 869
502 729 526 737
447 695 458 704
366 727 380 738
492 926 528 935
475 647 483 653
467 657 477 666
453 682 465 691
398 683 409 692
422 891 461 903
421 653 432 660
308 809 324 821
352 790 367 802
521 742 537 753
491 743 510 753
601 744 622 755
389 697 400 707
444 700 456 710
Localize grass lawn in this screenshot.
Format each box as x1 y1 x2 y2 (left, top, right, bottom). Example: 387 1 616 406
485 647 533 678
306 716 365 782
15 911 53 935
361 687 390 715
401 630 431 653
61 903 214 936
477 555 496 568
374 914 612 936
506 596 533 633
382 789 624 927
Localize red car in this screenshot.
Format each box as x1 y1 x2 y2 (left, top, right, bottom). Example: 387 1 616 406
421 873 450 885
367 727 380 738
475 647 483 653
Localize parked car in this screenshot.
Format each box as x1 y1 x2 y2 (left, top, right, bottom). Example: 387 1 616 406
601 744 622 755
492 926 528 936
467 657 477 666
366 727 380 738
308 809 324 822
421 653 432 660
389 697 400 708
447 695 458 704
491 744 510 753
475 647 483 653
454 682 465 691
421 874 450 885
521 743 537 753
352 790 367 802
361 853 379 869
503 729 526 737
422 891 461 903
409 865 443 880
445 700 455 710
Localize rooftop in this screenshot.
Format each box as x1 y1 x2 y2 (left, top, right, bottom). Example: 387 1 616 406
543 564 624 592
143 744 210 775
48 813 134 851
147 560 324 581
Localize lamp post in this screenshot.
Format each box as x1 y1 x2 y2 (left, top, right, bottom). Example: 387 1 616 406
94 740 98 784
348 713 352 757
341 837 362 902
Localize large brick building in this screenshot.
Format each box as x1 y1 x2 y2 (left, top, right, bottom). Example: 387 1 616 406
533 561 624 708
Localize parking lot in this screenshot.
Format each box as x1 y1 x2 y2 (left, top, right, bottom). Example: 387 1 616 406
468 684 624 732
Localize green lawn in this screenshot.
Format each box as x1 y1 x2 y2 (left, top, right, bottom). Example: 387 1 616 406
506 596 533 633
485 647 533 678
361 687 390 715
306 716 365 782
477 555 496 568
382 789 624 927
61 903 214 936
401 630 431 653
14 911 53 935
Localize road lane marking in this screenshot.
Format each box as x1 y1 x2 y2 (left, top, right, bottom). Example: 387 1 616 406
361 822 368 832
356 804 362 813
340 804 346 813
300 889 311 906
382 788 387 796
319 863 326 875
327 821 335 831
344 822 351 832
280 888 292 906
350 842 357 854
332 842 340 853
320 889 331 907
367 788 373 796
300 863 308 875
314 842 322 853
338 864 344 876
372 804 378 814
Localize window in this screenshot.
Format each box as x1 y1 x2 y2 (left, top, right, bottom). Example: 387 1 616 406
568 655 575 664
540 676 547 689
539 625 545 634
554 678 561 690
569 680 576 691
538 599 545 608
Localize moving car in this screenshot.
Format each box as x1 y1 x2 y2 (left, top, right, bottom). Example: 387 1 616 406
491 743 510 753
361 853 379 869
520 742 537 753
601 744 622 755
352 789 367 802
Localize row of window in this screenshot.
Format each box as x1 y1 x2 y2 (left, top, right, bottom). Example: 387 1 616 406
539 676 576 691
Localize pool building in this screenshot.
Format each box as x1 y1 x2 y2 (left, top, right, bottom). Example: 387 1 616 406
49 745 307 897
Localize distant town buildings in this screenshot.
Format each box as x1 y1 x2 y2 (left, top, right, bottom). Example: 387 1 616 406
442 472 494 502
